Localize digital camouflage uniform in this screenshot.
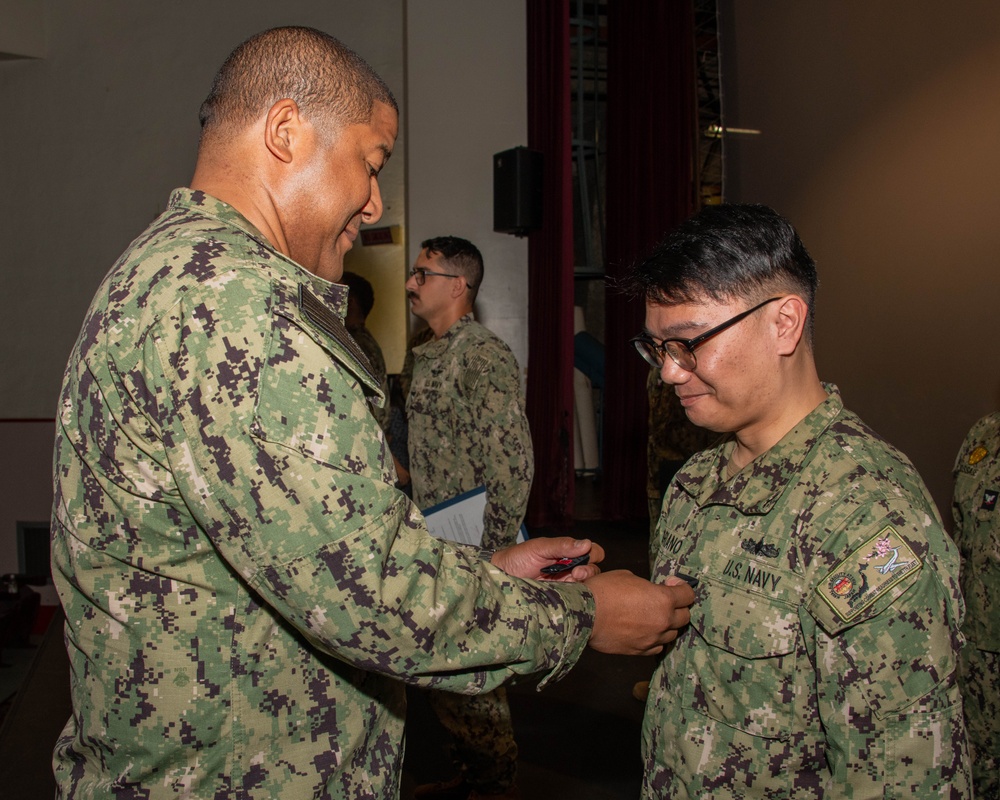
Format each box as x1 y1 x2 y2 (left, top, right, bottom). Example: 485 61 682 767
399 325 435 405
953 412 1000 799
643 385 970 799
347 322 390 431
50 189 594 800
407 314 533 793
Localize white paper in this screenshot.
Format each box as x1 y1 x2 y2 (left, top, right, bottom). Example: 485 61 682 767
422 486 527 546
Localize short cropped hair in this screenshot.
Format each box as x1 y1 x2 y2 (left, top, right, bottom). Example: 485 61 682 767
199 26 397 140
622 203 818 340
341 271 375 317
421 236 484 304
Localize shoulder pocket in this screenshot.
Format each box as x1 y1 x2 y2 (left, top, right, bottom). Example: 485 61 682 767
296 284 380 397
251 281 390 477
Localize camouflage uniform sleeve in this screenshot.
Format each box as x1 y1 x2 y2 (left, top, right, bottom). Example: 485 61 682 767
460 340 534 549
133 279 591 692
805 516 969 796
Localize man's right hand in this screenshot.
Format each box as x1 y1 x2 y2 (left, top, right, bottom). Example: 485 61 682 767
585 571 695 656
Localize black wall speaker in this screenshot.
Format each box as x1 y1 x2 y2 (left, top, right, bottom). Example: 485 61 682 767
493 146 543 236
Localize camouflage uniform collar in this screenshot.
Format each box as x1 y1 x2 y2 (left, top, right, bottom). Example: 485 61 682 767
414 313 476 357
676 383 843 513
169 187 348 315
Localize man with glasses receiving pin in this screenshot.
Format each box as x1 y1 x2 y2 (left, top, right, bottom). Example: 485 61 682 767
404 236 531 800
623 203 970 798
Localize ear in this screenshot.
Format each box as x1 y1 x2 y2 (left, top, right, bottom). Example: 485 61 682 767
773 295 809 356
450 274 468 299
263 99 302 164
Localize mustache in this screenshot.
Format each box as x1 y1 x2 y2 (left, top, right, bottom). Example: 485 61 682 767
406 290 418 300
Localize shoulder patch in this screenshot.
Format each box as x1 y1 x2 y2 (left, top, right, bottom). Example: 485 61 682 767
461 353 491 394
816 526 922 624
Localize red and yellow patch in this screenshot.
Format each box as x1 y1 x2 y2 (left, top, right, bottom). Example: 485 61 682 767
816 526 922 624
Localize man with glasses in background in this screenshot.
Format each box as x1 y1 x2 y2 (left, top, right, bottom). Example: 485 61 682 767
624 203 970 798
404 236 531 800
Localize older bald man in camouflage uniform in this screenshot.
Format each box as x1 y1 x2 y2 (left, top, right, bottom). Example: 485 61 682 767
404 236 531 800
953 412 1000 799
624 203 970 798
49 27 696 800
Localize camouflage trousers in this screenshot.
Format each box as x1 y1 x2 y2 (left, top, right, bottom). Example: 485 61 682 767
426 686 518 792
960 644 1000 799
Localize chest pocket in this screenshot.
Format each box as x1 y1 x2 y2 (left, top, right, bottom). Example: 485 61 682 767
682 576 801 740
407 373 457 443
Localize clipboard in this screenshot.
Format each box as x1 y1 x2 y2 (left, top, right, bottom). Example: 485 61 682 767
422 486 528 546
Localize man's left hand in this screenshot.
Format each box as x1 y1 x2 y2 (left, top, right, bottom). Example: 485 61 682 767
490 537 604 582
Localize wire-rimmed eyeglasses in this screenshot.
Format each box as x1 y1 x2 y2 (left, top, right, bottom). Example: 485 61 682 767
630 296 783 372
408 267 461 285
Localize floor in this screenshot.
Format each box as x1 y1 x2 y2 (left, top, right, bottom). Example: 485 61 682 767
0 607 70 799
402 475 657 800
0 639 38 718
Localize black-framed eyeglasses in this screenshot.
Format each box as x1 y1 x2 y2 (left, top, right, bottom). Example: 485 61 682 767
409 267 461 285
630 296 783 372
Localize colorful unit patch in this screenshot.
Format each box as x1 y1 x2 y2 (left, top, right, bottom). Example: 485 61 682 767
983 490 998 512
817 526 922 623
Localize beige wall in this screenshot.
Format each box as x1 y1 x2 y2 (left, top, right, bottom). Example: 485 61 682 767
349 1 530 376
0 2 405 420
0 2 529 575
405 0 530 375
0 2 407 573
724 0 1000 516
0 0 46 57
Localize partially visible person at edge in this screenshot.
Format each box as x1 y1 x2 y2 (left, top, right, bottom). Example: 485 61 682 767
953 411 1000 799
386 325 434 498
405 236 529 800
340 270 390 430
622 202 970 798
340 269 409 486
49 26 695 800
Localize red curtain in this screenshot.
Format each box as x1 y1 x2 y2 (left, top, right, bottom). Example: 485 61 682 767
602 1 698 519
525 0 574 528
